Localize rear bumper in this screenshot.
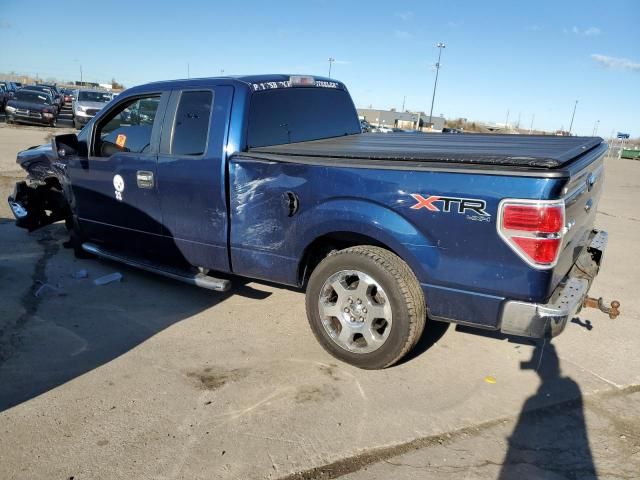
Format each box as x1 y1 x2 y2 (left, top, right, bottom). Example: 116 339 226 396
499 230 607 338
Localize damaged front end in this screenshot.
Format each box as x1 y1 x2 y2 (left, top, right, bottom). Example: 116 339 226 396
7 141 71 231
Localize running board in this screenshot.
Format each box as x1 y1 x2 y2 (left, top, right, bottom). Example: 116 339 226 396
81 243 231 292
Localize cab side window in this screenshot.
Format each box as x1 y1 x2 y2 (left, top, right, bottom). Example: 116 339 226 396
171 90 213 156
94 95 160 157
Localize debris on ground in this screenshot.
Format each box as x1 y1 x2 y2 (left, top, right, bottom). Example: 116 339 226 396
71 269 89 279
34 282 65 297
93 272 123 286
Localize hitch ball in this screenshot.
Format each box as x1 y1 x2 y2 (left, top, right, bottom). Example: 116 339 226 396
583 297 621 319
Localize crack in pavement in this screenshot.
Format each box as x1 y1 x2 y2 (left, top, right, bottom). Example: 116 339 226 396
276 384 640 480
0 228 60 364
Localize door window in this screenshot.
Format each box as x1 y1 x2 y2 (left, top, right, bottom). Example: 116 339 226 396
94 95 161 157
171 90 213 156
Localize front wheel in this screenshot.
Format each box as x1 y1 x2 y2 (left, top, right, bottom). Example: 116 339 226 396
305 246 426 369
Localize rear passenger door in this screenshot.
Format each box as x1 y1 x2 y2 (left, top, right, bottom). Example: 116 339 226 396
156 86 234 272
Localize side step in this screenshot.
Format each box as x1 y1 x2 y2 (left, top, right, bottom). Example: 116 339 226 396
81 243 231 292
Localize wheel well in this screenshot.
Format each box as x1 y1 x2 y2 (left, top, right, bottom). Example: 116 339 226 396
298 232 398 286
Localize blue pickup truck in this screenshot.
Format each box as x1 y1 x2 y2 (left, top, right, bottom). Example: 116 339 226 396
8 74 617 369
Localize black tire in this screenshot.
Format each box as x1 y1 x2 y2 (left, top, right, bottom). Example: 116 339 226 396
305 245 426 369
50 118 57 128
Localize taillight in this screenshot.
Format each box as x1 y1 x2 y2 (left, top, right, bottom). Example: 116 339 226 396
498 199 565 268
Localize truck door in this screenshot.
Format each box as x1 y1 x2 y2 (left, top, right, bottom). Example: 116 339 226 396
156 86 234 272
67 91 170 252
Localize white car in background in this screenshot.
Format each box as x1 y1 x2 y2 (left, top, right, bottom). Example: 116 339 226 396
72 89 113 129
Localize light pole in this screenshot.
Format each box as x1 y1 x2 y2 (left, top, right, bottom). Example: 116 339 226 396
428 42 445 127
328 57 335 78
568 100 578 135
529 114 535 134
592 119 600 136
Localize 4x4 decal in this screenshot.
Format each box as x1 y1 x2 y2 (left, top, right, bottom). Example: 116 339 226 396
409 194 490 218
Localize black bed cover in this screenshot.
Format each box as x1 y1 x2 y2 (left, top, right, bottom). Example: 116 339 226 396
247 133 604 169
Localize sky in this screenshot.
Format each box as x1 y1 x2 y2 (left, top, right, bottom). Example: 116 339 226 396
1 0 639 137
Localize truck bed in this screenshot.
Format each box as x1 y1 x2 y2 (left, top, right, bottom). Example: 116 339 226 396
248 133 604 169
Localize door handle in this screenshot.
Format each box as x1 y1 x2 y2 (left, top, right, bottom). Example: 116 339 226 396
136 170 154 189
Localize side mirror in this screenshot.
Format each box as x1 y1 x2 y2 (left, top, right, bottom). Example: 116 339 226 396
52 133 81 159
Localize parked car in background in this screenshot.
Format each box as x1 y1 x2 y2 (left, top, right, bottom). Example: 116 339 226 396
61 88 75 105
442 127 463 134
37 84 63 108
13 82 23 88
27 85 62 111
5 89 58 127
0 81 18 99
377 125 393 133
72 89 113 129
0 85 8 110
360 119 372 133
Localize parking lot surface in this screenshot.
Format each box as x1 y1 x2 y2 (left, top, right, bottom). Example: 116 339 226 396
0 126 639 479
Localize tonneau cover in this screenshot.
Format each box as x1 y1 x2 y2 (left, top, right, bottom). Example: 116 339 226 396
248 133 604 169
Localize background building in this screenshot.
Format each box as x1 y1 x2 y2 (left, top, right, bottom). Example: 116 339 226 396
357 108 446 131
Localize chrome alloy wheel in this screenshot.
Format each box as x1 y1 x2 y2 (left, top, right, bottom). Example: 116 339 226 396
318 270 393 353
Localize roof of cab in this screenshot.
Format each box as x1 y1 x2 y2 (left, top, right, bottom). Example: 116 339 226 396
125 74 345 94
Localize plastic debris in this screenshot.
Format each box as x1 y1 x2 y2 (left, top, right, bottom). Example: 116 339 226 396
71 269 89 279
34 283 64 297
93 272 123 286
484 375 497 384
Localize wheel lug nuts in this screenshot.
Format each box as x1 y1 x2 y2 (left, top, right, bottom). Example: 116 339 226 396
348 297 353 304
344 307 350 313
362 308 367 313
359 317 364 322
356 299 362 305
350 316 355 321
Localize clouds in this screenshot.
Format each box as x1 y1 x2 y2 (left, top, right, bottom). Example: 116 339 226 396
0 19 11 29
591 54 640 72
566 25 601 36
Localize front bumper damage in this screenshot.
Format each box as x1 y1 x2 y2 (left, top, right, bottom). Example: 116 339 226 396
500 230 618 338
7 180 70 231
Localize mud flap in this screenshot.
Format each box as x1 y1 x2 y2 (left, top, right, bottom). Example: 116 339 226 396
7 181 70 231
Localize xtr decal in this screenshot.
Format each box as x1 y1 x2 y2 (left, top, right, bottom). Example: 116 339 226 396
410 194 490 219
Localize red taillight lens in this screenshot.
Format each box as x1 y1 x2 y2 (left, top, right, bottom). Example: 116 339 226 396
502 205 563 233
498 200 565 268
511 237 562 264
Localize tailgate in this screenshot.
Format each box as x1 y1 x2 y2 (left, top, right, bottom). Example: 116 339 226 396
550 145 607 293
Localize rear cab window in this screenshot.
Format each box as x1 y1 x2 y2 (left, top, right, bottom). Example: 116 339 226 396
246 86 361 148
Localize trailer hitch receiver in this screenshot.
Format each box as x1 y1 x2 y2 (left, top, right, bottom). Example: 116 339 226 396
583 297 621 319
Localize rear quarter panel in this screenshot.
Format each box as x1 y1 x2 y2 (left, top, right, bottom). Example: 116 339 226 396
229 157 568 327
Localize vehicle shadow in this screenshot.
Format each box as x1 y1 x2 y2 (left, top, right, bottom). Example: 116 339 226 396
0 222 274 412
498 341 596 479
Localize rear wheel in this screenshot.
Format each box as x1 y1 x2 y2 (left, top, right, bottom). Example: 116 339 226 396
305 246 426 369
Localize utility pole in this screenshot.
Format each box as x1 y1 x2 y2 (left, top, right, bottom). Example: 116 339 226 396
428 42 446 127
80 65 83 84
187 63 190 79
505 109 510 130
592 119 600 136
529 114 535 134
516 112 521 129
328 57 335 78
568 100 578 135
402 96 406 111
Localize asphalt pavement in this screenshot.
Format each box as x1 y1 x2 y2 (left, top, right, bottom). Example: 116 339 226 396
0 127 638 479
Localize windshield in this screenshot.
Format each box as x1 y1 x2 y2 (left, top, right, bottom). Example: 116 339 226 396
15 91 49 104
78 91 112 103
